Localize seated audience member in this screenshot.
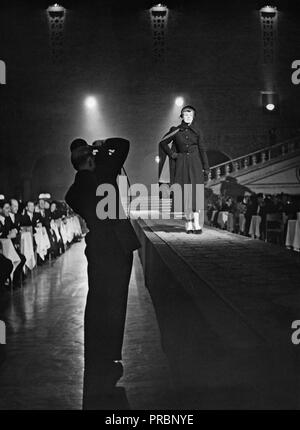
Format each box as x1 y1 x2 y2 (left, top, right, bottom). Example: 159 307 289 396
0 201 15 238
44 200 51 213
9 199 22 231
37 199 51 228
9 198 25 245
50 202 65 254
37 198 57 258
0 201 26 288
45 200 61 258
50 201 61 220
21 200 41 228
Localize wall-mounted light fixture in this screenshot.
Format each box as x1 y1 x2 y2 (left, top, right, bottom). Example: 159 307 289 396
46 4 66 64
261 91 279 114
149 4 169 62
38 193 52 199
260 5 277 18
260 5 278 65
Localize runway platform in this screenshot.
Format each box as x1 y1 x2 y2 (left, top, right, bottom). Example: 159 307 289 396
132 217 300 409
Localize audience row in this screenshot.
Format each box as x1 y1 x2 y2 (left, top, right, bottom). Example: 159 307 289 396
207 192 300 242
0 197 82 291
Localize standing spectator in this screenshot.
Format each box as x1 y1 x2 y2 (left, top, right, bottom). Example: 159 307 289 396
256 193 267 240
244 194 256 236
225 197 236 232
236 196 247 234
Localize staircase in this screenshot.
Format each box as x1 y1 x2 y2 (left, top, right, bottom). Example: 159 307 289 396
207 136 300 195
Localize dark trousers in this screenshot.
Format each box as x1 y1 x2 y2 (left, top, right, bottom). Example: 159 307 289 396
83 232 133 407
245 214 252 236
13 250 26 287
0 254 13 286
46 229 59 258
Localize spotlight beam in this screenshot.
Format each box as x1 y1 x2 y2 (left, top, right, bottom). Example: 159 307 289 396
85 96 98 109
175 96 184 107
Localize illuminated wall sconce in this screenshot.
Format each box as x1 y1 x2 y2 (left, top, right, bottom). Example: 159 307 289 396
47 4 66 64
149 4 169 62
260 5 278 65
261 91 279 113
260 5 277 18
38 193 52 199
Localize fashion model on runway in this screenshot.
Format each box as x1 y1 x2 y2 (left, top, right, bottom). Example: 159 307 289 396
158 105 210 234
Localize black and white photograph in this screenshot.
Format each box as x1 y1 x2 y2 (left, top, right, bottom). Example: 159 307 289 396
0 0 300 415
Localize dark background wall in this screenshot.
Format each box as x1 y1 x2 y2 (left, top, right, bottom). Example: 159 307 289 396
0 0 299 199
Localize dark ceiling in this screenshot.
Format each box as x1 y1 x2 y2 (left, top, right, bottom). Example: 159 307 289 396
2 0 300 13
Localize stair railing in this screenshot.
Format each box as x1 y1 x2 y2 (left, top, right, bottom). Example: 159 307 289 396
208 136 300 183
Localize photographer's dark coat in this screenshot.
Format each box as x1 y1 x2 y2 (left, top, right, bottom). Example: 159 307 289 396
65 138 140 408
65 138 140 255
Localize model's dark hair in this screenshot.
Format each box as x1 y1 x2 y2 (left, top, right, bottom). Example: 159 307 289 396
180 105 197 118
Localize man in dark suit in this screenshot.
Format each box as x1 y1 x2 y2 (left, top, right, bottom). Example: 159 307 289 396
0 200 26 289
9 199 22 231
21 200 41 229
37 199 51 229
65 137 140 409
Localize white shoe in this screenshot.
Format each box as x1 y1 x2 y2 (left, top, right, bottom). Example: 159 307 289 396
185 221 194 234
193 212 203 232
